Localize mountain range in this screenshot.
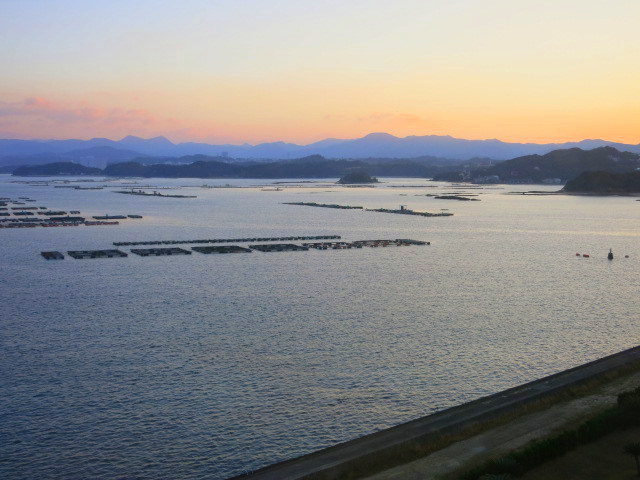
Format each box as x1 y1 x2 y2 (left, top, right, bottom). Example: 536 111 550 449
13 155 443 179
13 146 640 184
1 133 640 169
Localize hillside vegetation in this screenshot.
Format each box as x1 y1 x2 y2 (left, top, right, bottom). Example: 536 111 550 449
563 170 640 193
12 162 102 176
434 146 640 183
13 155 441 178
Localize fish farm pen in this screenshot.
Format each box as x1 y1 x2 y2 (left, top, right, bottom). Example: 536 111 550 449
0 196 144 229
130 248 192 256
113 235 341 246
302 241 361 250
249 243 310 252
302 239 430 249
41 251 65 260
0 211 142 228
84 221 120 226
192 246 253 254
67 250 128 259
2 223 80 229
41 240 429 260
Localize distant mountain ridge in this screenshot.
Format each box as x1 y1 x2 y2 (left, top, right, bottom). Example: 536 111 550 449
1 133 639 166
12 154 444 179
13 146 640 183
0 146 146 169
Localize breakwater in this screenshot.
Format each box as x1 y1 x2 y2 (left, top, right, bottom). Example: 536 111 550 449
231 345 640 480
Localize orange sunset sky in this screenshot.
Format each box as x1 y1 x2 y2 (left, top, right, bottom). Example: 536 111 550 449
1 0 639 145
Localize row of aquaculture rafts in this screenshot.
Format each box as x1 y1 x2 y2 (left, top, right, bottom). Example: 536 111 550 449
302 239 430 249
0 221 119 228
40 239 431 260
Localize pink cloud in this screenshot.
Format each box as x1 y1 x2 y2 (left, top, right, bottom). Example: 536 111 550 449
361 112 425 125
324 112 425 126
0 97 175 139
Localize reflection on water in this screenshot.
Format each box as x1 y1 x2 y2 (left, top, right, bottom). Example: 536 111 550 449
1 176 639 479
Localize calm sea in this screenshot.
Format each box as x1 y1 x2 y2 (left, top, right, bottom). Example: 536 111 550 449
1 175 639 479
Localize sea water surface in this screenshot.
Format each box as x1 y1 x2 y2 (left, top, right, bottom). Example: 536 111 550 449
1 176 639 479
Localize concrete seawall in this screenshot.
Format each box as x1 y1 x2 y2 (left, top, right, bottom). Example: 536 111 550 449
230 345 640 480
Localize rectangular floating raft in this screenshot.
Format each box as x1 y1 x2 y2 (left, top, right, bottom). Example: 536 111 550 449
41 251 64 260
192 246 252 254
130 247 192 256
67 249 128 259
113 235 340 246
250 243 309 252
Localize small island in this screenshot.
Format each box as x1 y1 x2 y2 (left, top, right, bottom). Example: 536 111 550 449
337 170 379 184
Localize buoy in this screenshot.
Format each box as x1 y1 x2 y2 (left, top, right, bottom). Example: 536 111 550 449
608 248 614 260
583 254 590 258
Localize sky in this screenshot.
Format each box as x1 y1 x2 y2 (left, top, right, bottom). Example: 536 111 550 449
0 0 639 145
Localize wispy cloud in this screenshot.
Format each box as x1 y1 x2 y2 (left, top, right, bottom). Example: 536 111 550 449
0 97 175 139
0 97 160 125
364 112 424 125
324 112 425 126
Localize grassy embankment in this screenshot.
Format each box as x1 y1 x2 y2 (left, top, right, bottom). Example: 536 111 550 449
456 386 640 479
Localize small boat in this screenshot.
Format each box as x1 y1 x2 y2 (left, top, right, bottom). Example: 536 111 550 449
583 254 590 258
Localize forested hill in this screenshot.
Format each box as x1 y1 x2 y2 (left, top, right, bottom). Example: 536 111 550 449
488 147 639 180
434 146 640 183
102 156 439 178
563 171 640 193
13 155 443 178
14 147 640 183
12 162 102 176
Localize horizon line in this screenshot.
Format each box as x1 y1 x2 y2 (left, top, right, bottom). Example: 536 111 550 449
1 132 639 148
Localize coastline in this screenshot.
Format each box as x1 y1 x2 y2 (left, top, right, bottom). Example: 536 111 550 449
231 346 640 480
